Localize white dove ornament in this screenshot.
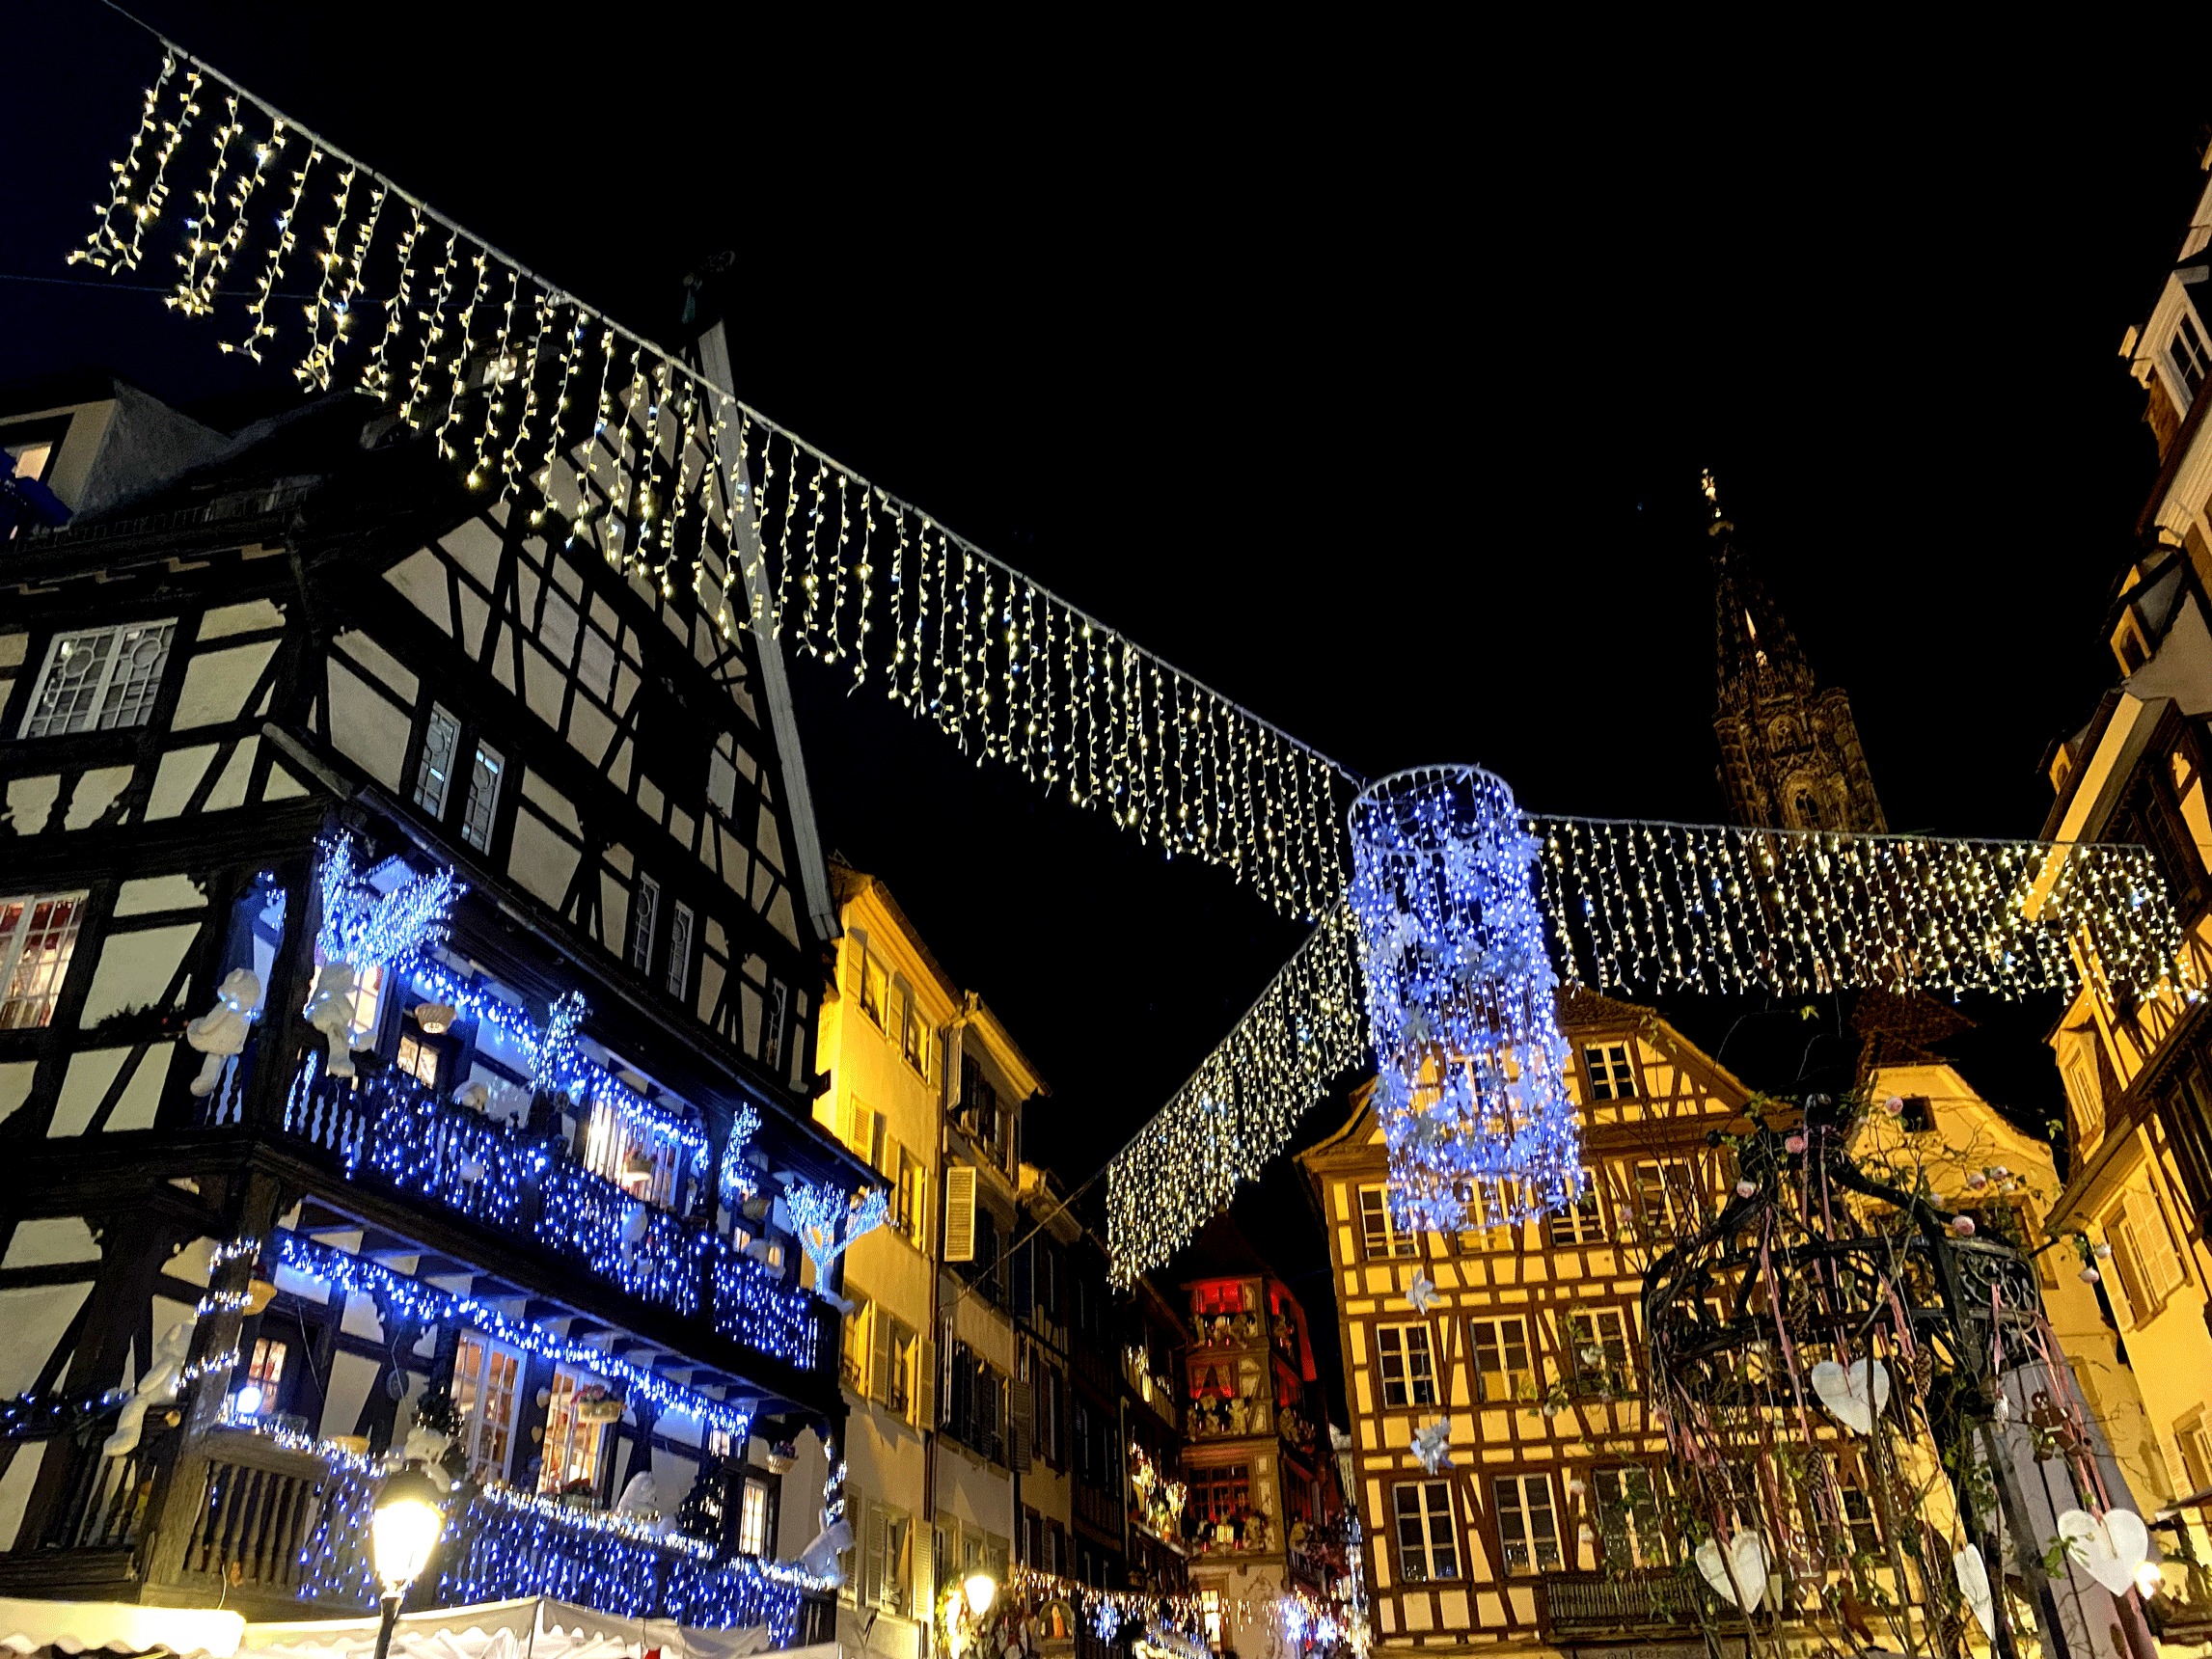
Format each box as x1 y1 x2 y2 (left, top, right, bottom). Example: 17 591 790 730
1810 1357 1891 1435
1694 1531 1770 1612
1953 1543 1996 1641
2057 1508 2150 1597
1406 1272 1441 1314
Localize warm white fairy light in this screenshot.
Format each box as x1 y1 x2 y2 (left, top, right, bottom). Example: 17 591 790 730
231 143 317 362
72 56 177 270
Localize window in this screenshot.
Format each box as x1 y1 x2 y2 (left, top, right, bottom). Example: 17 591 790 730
863 1503 913 1614
1568 1307 1632 1396
631 874 661 972
946 1341 1006 1460
1188 1463 1251 1528
1840 1482 1881 1558
1583 1043 1637 1100
537 1368 608 1496
1357 1185 1418 1260
894 1146 928 1248
1592 1465 1664 1567
860 950 888 1027
902 993 935 1079
667 901 694 999
738 1477 773 1557
459 740 504 852
396 1030 441 1086
20 620 176 738
842 1292 874 1395
1469 1315 1534 1403
1393 1481 1460 1582
2176 1413 2212 1497
451 1330 523 1481
1549 1170 1605 1246
1376 1324 1438 1408
960 1055 1001 1157
1896 1095 1933 1133
345 963 385 1047
2110 1185 2185 1317
2173 312 2212 403
5 439 55 483
1633 1158 1699 1239
413 704 462 818
0 893 87 1029
233 1338 286 1417
1493 1473 1563 1574
582 1097 681 1205
870 1307 919 1420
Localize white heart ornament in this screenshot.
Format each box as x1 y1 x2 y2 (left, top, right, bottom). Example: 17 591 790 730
1810 1357 1891 1435
1695 1531 1770 1611
1953 1544 1995 1641
2058 1508 2150 1597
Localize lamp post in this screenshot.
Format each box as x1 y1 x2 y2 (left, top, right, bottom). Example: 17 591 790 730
369 1467 446 1659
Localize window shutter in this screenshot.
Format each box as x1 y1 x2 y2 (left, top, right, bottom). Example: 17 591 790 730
864 1508 888 1609
944 1166 977 1263
1010 1376 1033 1473
2129 1188 2185 1298
870 1307 894 1406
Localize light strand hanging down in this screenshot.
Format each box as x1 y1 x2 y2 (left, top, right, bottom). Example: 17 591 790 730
1533 815 2185 1003
1106 902 1366 1285
67 41 1356 922
1106 810 2191 1281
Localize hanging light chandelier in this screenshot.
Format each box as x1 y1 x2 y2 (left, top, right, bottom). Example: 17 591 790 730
1348 767 1584 1233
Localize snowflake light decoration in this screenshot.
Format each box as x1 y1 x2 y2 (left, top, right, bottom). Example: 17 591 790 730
1348 767 1582 1235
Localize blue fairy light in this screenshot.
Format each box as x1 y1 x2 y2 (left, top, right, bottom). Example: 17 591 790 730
1348 766 1584 1234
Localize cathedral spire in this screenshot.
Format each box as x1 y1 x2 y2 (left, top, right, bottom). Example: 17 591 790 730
1706 472 1888 833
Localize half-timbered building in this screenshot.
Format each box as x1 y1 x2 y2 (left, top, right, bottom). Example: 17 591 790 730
0 355 875 1641
1297 992 1752 1656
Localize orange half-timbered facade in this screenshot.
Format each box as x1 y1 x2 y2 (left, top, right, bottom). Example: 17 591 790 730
1298 991 1754 1656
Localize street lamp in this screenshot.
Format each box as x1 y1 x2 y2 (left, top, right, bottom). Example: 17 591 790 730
963 1572 997 1621
369 1467 446 1659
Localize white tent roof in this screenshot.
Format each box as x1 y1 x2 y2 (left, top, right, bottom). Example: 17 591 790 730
0 1597 247 1659
239 1598 837 1659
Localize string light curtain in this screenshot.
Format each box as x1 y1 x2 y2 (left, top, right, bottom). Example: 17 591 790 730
66 39 2198 1282
68 41 1355 923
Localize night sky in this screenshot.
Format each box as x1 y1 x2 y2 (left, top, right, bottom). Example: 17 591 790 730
8 8 2211 1378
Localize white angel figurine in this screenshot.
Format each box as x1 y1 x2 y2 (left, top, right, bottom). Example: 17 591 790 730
185 968 260 1097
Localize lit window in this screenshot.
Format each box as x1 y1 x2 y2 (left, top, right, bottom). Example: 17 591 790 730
1568 1307 1632 1396
1357 1185 1418 1260
452 1330 523 1480
1583 1043 1637 1101
1375 1324 1437 1408
667 901 694 999
6 440 54 483
1393 1481 1460 1582
1492 1473 1562 1574
396 1032 440 1086
1548 1169 1605 1245
1592 1465 1664 1566
2172 312 2212 403
537 1369 608 1496
583 1096 679 1205
413 704 461 819
1633 1158 1699 1239
346 963 385 1049
0 893 87 1029
459 740 504 851
1469 1315 1533 1403
739 1478 772 1557
631 874 660 973
234 1337 286 1416
20 620 177 738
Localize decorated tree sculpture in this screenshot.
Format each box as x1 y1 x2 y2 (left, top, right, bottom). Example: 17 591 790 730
1646 1094 2158 1659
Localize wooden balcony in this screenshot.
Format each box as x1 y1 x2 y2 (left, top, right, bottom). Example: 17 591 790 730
1538 1567 1713 1641
4 1419 834 1640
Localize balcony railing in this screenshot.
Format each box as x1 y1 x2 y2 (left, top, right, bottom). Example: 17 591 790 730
273 1055 827 1378
1539 1567 1712 1640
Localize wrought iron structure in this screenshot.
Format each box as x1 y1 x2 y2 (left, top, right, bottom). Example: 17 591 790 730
1645 1098 2159 1659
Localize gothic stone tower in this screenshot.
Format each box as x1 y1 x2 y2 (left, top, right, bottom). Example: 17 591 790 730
1707 475 1888 832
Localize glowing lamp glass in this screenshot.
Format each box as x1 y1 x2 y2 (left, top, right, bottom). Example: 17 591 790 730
371 1469 446 1591
963 1572 997 1619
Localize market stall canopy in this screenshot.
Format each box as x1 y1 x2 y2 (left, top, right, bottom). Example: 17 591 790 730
238 1598 833 1659
0 1598 246 1659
